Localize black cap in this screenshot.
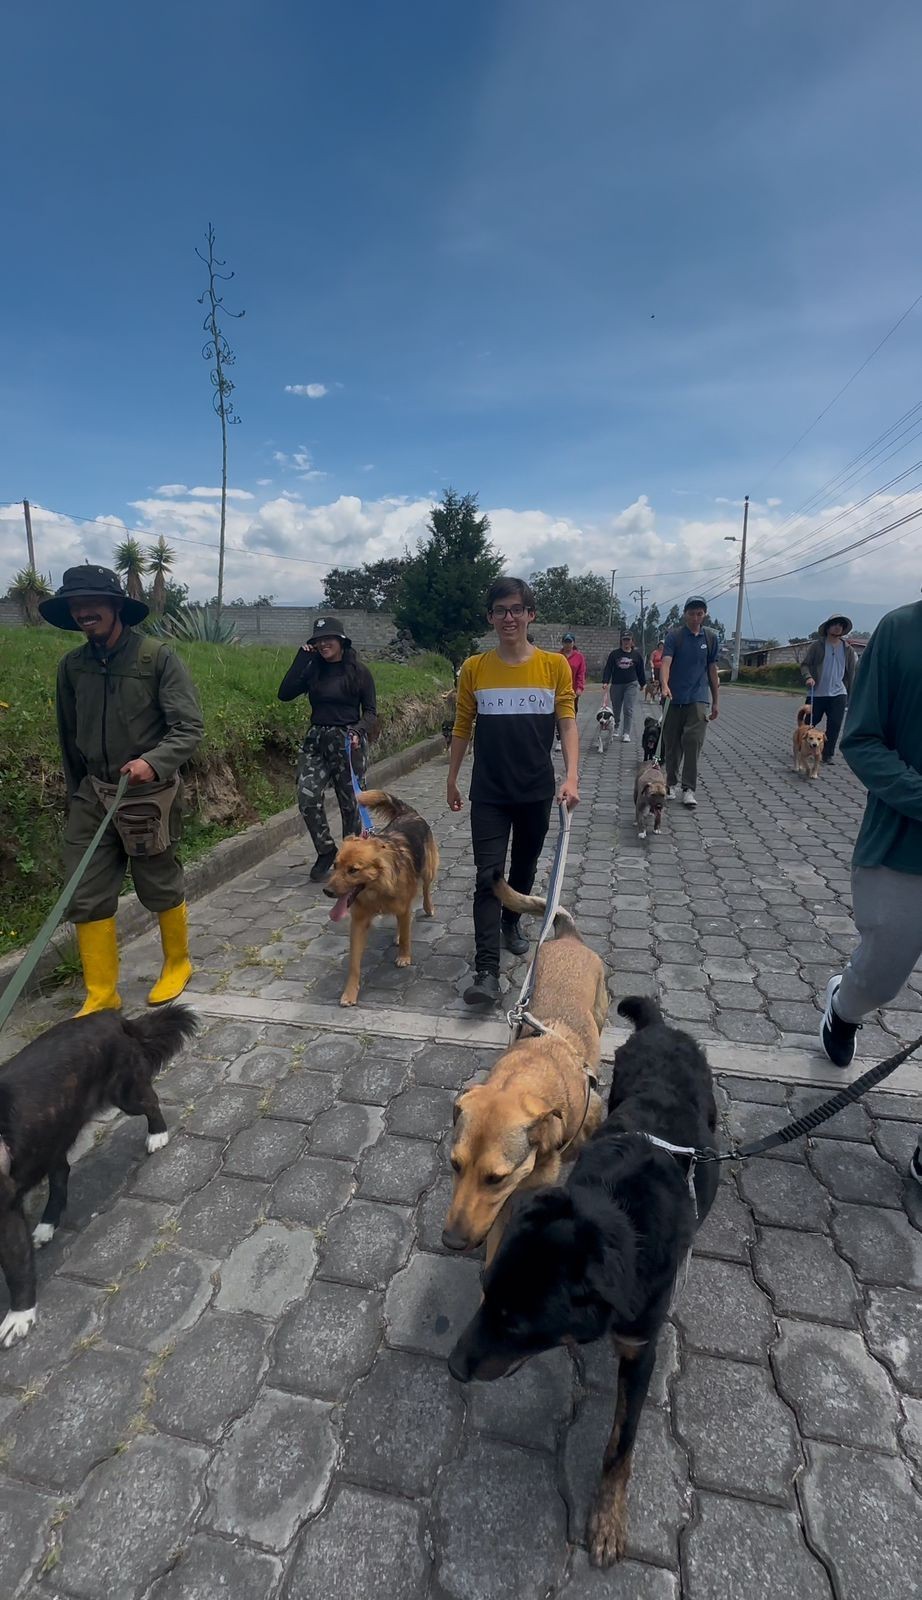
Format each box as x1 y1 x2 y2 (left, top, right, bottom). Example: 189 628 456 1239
684 595 708 611
38 565 149 631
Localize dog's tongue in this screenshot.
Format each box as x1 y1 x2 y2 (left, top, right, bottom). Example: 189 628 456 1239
329 894 351 924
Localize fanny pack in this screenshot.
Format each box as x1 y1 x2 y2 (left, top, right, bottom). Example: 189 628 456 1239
90 774 180 857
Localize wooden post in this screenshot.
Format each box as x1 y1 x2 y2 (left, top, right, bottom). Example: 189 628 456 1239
23 500 35 569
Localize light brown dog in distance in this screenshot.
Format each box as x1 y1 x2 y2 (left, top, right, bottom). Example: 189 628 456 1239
323 790 438 1007
443 878 607 1265
634 760 667 839
793 706 826 779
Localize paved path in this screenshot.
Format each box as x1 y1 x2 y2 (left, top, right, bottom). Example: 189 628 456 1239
2 689 921 1599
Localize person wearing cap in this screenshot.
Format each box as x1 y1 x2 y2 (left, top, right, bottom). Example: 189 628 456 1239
818 596 922 1189
560 634 586 710
39 565 204 1014
277 616 378 880
659 597 720 806
799 614 859 765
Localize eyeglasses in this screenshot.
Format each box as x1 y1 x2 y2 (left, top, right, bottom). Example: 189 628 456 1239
489 604 528 619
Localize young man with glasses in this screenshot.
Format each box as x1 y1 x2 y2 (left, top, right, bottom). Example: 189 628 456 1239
447 576 579 1007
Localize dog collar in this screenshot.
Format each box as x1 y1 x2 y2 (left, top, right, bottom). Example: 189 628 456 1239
507 1007 600 1090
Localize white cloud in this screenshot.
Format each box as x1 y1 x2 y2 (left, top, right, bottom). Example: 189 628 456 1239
4 486 917 629
361 464 375 473
185 486 255 501
154 483 187 495
256 477 273 486
284 383 327 398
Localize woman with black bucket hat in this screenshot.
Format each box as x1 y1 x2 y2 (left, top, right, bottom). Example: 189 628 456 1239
277 616 378 879
800 614 860 764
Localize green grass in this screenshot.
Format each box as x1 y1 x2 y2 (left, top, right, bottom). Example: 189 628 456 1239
0 628 452 954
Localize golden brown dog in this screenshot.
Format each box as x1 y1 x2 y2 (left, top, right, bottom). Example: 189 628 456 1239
642 678 659 704
323 790 438 1007
443 879 607 1265
634 760 667 838
793 706 826 779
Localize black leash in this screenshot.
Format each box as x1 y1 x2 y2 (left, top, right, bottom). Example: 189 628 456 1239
700 1031 922 1164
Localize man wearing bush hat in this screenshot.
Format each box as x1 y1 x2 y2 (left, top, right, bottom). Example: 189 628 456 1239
799 614 860 765
39 565 204 1014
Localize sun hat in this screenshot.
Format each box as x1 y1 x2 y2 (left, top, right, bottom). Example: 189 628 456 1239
309 616 352 646
818 614 853 635
38 565 149 631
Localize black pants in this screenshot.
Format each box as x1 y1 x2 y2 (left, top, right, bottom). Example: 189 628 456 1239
810 695 847 760
470 798 553 973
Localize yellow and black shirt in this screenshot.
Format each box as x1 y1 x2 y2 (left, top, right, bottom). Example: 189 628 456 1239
453 647 576 804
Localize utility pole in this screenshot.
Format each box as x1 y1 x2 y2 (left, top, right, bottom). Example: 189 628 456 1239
607 569 617 628
23 500 35 569
731 494 750 683
630 585 647 652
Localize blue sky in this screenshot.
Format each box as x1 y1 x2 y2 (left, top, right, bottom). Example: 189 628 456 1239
3 0 922 637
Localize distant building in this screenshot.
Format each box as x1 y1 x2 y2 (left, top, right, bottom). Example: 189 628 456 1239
741 637 869 669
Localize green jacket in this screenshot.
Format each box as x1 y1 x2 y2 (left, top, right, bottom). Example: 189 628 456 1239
56 630 204 798
842 600 922 875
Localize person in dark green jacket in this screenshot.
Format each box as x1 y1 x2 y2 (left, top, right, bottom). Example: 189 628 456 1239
39 566 204 1014
819 597 922 1183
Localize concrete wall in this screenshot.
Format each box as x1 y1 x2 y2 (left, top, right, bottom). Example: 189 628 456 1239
222 606 398 653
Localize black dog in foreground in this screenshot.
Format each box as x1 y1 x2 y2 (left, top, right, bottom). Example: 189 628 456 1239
448 996 718 1567
0 1005 198 1348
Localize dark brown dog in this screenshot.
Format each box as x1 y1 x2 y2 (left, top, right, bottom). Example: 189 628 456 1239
634 760 666 839
324 789 439 1006
0 1005 197 1347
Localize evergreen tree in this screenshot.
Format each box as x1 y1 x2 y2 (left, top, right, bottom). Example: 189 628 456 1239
395 489 503 664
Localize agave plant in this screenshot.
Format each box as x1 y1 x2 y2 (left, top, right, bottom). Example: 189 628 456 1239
113 537 148 601
150 604 238 644
147 536 176 616
7 567 52 626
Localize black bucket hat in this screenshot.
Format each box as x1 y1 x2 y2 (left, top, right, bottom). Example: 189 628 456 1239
309 615 352 647
818 614 853 635
38 565 149 631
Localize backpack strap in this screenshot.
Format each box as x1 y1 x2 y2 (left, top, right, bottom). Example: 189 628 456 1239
134 637 169 677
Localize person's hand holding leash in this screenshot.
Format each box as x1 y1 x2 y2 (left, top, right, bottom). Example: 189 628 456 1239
120 758 156 785
805 675 816 688
709 703 719 722
447 779 463 812
558 776 579 810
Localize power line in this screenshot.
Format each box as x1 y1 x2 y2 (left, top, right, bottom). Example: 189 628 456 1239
706 502 922 602
751 288 922 493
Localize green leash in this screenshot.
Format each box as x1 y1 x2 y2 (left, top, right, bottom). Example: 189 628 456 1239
0 774 129 1034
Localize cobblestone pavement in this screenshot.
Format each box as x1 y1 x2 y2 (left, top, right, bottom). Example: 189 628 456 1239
2 689 921 1598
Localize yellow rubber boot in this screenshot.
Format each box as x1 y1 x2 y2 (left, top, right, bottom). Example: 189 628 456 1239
74 918 122 1016
148 901 193 1006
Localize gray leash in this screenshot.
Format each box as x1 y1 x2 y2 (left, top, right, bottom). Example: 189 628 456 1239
507 801 572 1039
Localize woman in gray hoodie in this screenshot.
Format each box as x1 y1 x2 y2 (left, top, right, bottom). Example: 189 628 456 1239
800 614 860 764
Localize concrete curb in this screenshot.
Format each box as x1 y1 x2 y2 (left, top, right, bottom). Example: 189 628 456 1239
0 731 446 1003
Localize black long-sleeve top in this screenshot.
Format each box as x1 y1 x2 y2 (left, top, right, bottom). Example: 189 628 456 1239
602 646 646 688
277 649 377 734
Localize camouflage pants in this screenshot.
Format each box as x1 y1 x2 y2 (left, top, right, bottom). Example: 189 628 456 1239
296 726 368 856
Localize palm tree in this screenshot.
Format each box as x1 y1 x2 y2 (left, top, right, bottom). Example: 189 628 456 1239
6 567 52 626
147 536 176 616
113 538 148 601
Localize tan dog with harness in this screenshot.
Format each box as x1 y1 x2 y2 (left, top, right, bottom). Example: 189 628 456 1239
443 877 607 1265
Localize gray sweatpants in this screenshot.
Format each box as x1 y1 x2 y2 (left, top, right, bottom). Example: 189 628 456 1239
610 681 640 736
836 865 922 1023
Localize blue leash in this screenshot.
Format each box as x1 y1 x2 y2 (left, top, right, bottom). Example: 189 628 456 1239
345 732 374 836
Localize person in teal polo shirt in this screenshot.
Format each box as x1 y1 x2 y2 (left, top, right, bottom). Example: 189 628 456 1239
819 596 922 1185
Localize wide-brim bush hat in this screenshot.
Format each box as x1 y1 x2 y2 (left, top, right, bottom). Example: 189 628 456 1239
39 565 149 630
818 614 853 635
309 616 352 647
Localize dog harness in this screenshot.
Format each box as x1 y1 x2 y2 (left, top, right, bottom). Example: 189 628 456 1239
504 1007 600 1155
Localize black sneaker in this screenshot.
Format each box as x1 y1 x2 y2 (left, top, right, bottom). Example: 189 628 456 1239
910 1145 922 1187
463 970 500 1007
309 850 336 882
819 976 859 1068
501 918 529 957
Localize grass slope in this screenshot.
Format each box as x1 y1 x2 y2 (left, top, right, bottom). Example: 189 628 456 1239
0 628 452 953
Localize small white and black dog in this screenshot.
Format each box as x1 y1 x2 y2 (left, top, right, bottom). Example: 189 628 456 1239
0 1005 197 1347
596 707 616 753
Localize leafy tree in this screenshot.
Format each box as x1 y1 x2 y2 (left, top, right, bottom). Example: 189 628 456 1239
626 601 662 656
204 593 273 608
662 604 683 634
161 578 189 619
147 536 176 616
323 556 411 612
529 565 615 627
113 538 148 601
395 489 503 665
6 567 52 626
